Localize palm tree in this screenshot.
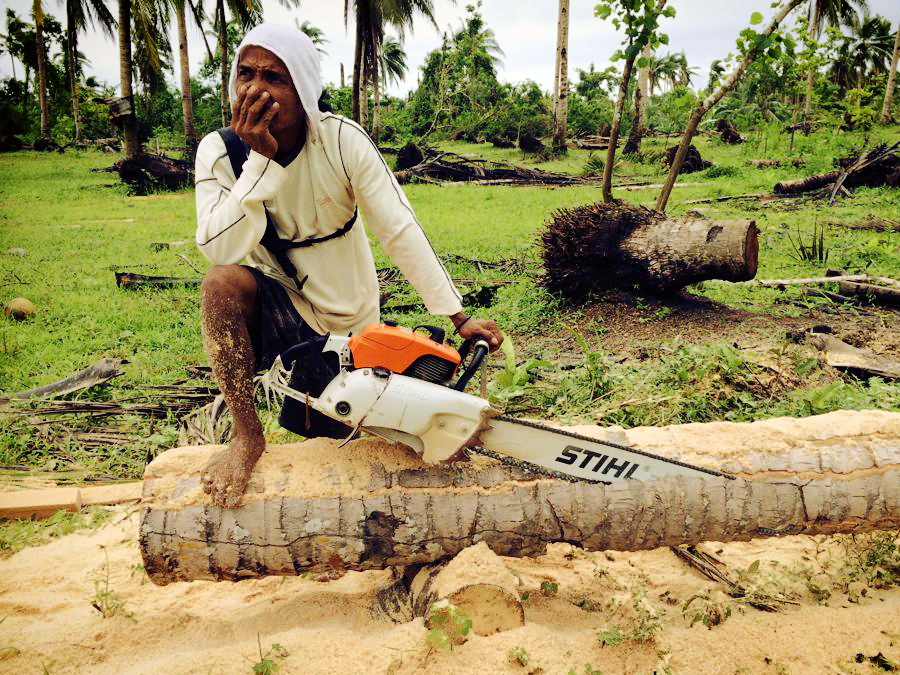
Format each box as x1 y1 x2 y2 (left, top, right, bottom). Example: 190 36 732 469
60 0 115 141
552 0 570 154
132 0 172 103
344 0 436 133
649 52 678 94
881 7 900 123
706 58 725 92
845 12 893 88
671 50 697 88
117 0 139 157
296 18 328 55
803 0 869 121
33 0 51 141
372 34 405 140
175 0 196 151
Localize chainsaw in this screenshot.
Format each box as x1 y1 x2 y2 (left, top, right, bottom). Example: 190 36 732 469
264 322 731 484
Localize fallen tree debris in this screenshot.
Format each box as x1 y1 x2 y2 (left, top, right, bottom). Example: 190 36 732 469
665 144 711 174
6 358 124 400
540 201 758 299
837 280 900 306
115 272 201 290
672 545 796 611
728 274 900 289
806 333 900 379
773 142 900 196
109 153 194 195
394 149 595 186
715 119 743 144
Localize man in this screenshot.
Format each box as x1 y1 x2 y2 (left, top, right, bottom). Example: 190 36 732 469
194 23 503 508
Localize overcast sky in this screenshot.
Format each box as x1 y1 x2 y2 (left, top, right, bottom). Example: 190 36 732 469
2 0 898 97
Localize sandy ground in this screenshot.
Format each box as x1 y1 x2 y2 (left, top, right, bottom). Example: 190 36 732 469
2 504 899 675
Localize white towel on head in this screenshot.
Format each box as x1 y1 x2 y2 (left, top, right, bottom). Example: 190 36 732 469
228 22 323 143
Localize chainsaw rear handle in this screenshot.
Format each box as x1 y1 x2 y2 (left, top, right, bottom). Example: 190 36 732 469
279 334 329 369
453 339 490 392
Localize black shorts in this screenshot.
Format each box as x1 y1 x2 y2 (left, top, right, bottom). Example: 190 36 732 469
245 266 317 372
245 266 351 439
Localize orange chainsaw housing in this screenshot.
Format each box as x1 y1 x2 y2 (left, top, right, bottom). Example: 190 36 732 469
348 323 461 375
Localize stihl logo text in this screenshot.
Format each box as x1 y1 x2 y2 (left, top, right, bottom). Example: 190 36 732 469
555 445 639 479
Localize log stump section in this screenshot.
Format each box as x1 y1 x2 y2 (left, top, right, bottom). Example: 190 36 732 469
540 202 758 300
140 411 900 586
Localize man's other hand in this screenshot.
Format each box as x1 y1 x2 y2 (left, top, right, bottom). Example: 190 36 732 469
456 317 503 352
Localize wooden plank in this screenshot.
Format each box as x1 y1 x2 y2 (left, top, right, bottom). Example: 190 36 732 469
80 482 143 506
0 487 81 519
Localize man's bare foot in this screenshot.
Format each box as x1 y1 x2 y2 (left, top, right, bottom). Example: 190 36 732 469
200 434 265 508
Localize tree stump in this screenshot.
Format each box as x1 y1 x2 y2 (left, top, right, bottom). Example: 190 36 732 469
139 411 900 585
540 202 758 300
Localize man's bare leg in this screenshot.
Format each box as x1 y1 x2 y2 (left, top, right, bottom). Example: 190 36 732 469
199 265 265 508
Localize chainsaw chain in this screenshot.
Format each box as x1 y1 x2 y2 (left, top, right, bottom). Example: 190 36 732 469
465 446 609 485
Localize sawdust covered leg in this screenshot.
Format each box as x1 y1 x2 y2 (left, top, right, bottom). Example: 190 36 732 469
199 265 265 508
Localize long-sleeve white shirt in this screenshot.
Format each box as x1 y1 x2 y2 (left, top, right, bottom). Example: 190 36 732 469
195 113 463 335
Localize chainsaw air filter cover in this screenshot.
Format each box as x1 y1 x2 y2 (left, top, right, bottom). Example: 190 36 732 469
347 323 461 383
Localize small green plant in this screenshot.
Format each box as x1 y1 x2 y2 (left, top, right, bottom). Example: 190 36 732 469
488 333 551 403
425 600 472 651
89 547 135 621
568 663 603 675
250 637 288 675
704 165 738 178
680 592 733 628
130 562 149 585
0 507 111 558
787 222 828 263
540 580 559 596
599 627 624 647
508 646 529 667
582 154 605 177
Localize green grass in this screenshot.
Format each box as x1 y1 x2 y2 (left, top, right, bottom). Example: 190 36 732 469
0 507 111 558
0 124 898 480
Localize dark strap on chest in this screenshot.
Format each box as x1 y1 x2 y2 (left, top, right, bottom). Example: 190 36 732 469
216 128 357 292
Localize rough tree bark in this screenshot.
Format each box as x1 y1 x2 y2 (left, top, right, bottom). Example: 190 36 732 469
881 4 900 124
656 0 804 212
623 43 652 155
34 0 51 141
65 0 82 141
552 0 570 154
176 0 197 153
117 0 140 159
803 0 820 124
139 411 900 585
352 18 362 124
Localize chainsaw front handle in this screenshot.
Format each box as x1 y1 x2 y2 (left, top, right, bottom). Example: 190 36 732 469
453 339 490 392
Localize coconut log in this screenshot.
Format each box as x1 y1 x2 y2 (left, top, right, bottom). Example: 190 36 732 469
139 411 900 585
540 202 757 299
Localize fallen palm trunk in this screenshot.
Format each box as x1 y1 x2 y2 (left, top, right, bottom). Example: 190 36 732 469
837 280 900 307
140 411 900 585
115 272 201 290
393 150 594 186
6 358 123 400
774 142 900 195
540 202 757 299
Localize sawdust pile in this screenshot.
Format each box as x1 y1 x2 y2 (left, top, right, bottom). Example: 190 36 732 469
2 509 900 675
4 412 900 674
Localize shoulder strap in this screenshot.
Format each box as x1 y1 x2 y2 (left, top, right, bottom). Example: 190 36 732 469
217 128 247 180
213 128 358 294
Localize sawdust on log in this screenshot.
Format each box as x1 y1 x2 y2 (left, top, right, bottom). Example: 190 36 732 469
431 541 521 600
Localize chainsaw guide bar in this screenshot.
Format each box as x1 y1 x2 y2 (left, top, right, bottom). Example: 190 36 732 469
476 415 734 484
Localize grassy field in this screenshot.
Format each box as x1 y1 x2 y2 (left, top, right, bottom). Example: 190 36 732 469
1 125 899 480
